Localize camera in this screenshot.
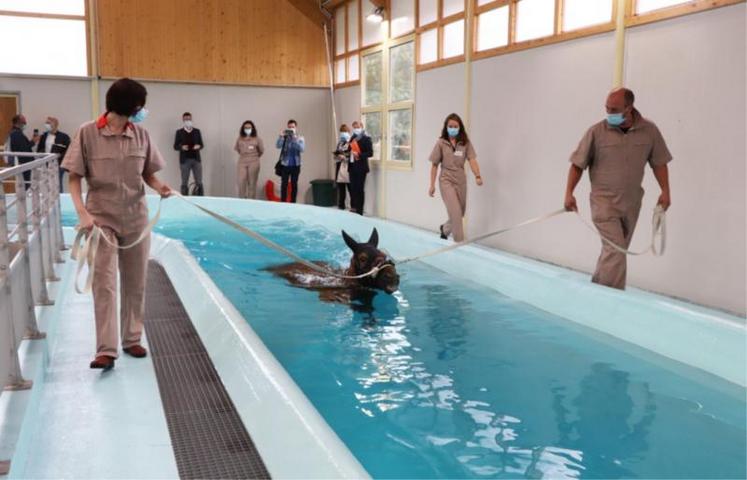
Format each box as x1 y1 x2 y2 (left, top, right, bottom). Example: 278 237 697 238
283 129 295 136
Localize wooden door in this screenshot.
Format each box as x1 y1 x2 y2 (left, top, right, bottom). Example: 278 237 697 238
0 94 19 193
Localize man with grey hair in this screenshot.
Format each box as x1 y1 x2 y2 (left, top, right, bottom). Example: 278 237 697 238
37 116 71 192
564 87 672 289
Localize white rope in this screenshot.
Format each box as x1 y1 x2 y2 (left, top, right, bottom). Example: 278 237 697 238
69 194 667 295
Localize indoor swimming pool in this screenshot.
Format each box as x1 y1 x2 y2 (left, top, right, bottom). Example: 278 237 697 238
61 198 746 479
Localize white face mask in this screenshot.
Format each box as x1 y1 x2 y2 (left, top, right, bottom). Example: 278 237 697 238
184 120 193 129
244 128 253 136
44 123 52 132
353 127 363 136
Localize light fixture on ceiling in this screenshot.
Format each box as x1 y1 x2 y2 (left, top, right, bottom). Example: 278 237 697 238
366 6 385 23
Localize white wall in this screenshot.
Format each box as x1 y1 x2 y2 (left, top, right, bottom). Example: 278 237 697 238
1 76 333 202
334 4 746 316
0 76 92 147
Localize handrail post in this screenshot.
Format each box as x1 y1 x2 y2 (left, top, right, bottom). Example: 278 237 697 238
0 175 32 393
28 170 53 306
40 162 60 280
50 156 67 257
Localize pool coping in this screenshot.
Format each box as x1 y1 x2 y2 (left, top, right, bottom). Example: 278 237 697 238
149 232 370 479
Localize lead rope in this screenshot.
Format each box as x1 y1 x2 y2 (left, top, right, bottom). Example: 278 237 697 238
70 195 666 295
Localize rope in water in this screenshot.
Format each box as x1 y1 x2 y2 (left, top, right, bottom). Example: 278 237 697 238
71 194 666 295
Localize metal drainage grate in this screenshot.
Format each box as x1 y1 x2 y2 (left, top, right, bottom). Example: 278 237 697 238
144 261 270 480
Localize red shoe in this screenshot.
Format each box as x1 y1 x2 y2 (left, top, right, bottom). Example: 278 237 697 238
90 355 115 370
123 345 148 358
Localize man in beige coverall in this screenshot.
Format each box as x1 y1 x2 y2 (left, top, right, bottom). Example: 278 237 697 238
564 88 672 289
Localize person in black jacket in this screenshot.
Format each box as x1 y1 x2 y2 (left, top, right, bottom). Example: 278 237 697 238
37 117 71 192
8 114 40 187
173 112 204 195
349 120 373 215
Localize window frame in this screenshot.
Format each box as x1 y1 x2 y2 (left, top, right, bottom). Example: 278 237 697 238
361 34 416 171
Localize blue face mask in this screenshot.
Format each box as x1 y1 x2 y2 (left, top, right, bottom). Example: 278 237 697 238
447 127 460 138
606 113 625 126
340 132 351 142
352 128 363 136
129 108 149 123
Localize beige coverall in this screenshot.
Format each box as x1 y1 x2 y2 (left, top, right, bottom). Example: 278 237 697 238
62 114 165 358
430 139 477 242
571 110 672 289
234 136 265 199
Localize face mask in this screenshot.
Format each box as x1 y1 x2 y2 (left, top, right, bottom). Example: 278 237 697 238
447 126 460 138
184 120 193 129
20 123 27 131
340 132 351 142
352 128 363 136
244 128 253 136
129 108 149 123
606 112 625 126
44 123 52 132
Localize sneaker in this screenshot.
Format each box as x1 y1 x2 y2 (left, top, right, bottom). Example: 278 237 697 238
123 345 148 358
90 355 115 370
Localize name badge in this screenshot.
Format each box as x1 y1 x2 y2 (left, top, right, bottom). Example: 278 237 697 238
454 151 464 157
248 146 255 151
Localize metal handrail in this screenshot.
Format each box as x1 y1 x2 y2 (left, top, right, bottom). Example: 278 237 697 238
0 151 66 473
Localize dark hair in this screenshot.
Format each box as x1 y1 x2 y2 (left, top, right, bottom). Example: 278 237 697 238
11 114 23 125
182 112 192 118
240 120 257 137
287 119 297 127
440 113 469 145
106 78 147 117
339 123 349 132
621 88 635 107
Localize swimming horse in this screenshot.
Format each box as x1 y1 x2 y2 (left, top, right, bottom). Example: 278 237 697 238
264 228 400 313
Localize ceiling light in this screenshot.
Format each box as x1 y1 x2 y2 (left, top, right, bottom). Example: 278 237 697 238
367 6 385 23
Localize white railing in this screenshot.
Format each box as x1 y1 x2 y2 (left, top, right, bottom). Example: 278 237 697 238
0 152 65 475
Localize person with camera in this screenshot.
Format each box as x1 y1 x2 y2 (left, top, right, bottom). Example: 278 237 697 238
275 119 305 203
334 123 352 210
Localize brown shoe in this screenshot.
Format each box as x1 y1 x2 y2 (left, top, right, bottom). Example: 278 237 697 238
90 355 115 370
123 345 148 358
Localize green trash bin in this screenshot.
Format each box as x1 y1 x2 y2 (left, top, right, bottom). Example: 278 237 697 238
310 179 336 207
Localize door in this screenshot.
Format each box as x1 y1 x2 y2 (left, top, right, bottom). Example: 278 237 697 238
0 93 20 193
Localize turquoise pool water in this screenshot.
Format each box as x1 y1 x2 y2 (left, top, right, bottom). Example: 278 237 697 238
63 211 747 478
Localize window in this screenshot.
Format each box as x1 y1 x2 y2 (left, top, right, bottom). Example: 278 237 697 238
477 6 509 51
442 19 465 58
418 29 438 64
336 58 346 84
442 0 465 18
391 0 416 38
335 7 346 55
563 0 613 31
361 39 415 167
362 0 387 46
419 0 438 26
636 0 691 13
334 1 365 85
0 0 84 15
348 0 359 50
515 0 555 42
0 15 87 76
417 0 467 67
348 54 360 81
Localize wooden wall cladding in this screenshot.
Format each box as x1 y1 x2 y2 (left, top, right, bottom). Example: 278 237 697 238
97 0 330 87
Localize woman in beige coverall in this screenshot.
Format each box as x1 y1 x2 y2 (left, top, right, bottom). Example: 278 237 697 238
234 120 265 199
428 113 483 242
63 78 172 370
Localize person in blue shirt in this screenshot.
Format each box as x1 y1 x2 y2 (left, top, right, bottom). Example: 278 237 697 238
275 119 305 203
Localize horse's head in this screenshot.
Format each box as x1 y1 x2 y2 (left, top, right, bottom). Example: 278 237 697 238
342 228 400 294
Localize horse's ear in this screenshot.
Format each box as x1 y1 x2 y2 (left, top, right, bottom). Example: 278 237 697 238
367 228 379 247
342 230 359 252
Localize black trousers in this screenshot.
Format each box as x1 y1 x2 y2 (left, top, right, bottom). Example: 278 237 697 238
337 182 351 209
349 169 367 215
280 165 300 203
